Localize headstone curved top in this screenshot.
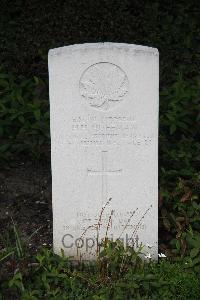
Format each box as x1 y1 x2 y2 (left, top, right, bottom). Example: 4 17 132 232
49 42 159 260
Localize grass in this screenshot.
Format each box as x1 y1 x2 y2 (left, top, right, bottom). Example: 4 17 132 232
0 226 200 299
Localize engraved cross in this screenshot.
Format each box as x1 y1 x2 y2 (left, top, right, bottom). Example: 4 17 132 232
87 151 122 205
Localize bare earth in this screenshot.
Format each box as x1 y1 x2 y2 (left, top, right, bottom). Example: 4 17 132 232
0 159 52 252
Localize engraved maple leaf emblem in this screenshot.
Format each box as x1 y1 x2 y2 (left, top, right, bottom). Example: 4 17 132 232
80 63 128 111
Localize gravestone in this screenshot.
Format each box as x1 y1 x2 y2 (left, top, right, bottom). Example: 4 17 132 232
48 43 159 260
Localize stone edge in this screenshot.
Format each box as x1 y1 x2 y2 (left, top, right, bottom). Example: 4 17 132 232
48 42 159 57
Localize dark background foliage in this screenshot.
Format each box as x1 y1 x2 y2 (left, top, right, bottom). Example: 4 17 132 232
0 0 199 82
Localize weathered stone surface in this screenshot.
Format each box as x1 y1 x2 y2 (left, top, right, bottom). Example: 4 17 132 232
49 43 159 260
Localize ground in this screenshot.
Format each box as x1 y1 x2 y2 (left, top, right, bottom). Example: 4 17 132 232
0 159 52 252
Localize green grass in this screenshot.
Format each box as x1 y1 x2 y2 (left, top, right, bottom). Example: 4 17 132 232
0 228 200 300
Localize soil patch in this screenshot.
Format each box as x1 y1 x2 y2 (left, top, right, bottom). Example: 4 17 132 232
0 159 52 252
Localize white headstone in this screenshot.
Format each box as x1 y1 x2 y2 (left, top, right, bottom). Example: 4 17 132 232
49 43 159 260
